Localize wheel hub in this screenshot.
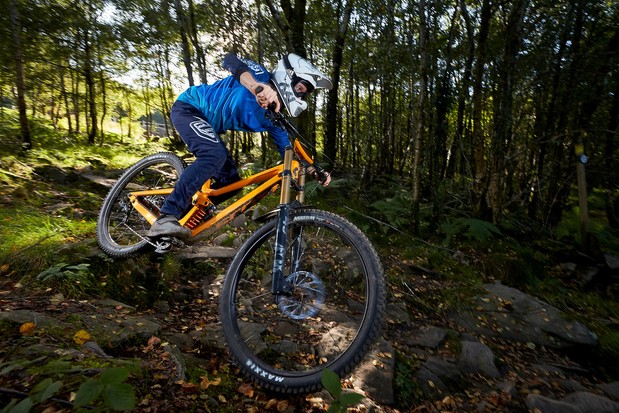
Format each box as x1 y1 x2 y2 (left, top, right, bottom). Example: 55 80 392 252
278 271 326 320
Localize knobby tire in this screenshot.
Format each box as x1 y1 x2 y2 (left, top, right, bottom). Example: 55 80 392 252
220 209 385 393
97 152 186 257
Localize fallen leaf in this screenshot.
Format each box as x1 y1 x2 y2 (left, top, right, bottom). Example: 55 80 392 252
143 336 161 353
200 376 221 389
19 322 36 335
276 400 289 412
238 383 254 398
73 330 91 345
176 381 198 392
265 399 278 409
218 395 227 403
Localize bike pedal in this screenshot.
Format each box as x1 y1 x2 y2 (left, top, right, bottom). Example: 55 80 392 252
152 236 186 253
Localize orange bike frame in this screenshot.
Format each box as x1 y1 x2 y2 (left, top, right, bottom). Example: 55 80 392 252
128 139 311 240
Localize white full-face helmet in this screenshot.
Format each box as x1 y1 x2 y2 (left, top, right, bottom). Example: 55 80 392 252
271 53 333 117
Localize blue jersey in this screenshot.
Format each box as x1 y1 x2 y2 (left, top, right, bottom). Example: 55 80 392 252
175 58 290 156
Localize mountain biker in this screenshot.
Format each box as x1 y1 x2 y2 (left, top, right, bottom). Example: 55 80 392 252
148 52 333 239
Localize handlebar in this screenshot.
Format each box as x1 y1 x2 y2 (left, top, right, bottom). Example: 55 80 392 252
255 85 329 185
254 86 301 139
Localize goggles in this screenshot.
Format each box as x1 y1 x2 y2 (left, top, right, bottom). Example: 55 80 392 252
292 78 315 100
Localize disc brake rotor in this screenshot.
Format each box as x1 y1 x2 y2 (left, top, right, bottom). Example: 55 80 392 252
278 271 326 320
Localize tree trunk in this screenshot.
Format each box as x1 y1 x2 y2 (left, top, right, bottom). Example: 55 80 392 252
605 75 619 228
471 0 493 219
411 0 428 234
488 0 528 224
323 0 353 169
263 0 306 56
84 26 98 145
448 0 475 180
8 0 31 150
173 0 195 87
187 0 207 84
98 37 107 143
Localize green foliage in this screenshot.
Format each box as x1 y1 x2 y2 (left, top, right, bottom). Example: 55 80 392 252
370 190 413 231
484 250 542 289
1 367 136 413
321 369 364 412
1 378 62 413
36 262 92 297
74 367 136 411
393 354 423 409
441 218 502 246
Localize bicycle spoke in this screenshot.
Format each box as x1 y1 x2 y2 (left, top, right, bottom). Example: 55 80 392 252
98 153 186 257
229 217 370 374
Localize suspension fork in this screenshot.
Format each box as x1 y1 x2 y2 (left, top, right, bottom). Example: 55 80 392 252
271 145 297 297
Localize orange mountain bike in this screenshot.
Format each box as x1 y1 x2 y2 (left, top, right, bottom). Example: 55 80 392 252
96 110 385 393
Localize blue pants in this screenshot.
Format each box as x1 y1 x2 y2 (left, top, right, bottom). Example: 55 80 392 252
160 100 240 218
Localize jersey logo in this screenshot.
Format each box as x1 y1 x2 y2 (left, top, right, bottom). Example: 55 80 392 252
240 58 265 76
190 117 220 143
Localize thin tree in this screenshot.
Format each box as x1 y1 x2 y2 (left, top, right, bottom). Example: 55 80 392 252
8 0 31 149
323 0 354 169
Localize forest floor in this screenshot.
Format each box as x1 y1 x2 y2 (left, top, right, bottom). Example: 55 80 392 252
2 247 619 413
1 145 619 412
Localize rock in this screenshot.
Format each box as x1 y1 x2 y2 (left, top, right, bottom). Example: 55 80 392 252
81 341 111 358
561 391 619 413
560 379 588 393
177 245 237 260
451 282 598 349
576 266 601 287
414 357 460 396
458 341 500 378
88 314 161 348
604 255 619 270
385 302 410 324
163 332 195 352
95 299 136 312
423 357 461 381
251 205 268 221
351 338 395 405
232 234 246 248
405 325 447 349
189 323 227 350
212 234 230 246
600 382 619 401
152 300 170 314
163 344 187 381
497 380 518 397
526 394 584 413
0 309 69 330
230 214 246 228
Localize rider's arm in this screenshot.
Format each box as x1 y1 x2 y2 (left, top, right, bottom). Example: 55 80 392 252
223 53 280 112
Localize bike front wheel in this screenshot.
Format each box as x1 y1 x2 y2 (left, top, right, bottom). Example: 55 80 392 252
220 209 385 393
97 152 186 257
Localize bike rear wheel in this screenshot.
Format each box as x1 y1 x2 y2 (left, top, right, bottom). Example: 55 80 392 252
97 152 186 257
219 209 385 393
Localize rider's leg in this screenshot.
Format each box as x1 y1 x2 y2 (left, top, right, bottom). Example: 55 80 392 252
209 153 242 205
148 100 228 238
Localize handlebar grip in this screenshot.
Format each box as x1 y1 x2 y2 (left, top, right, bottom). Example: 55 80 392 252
255 85 278 112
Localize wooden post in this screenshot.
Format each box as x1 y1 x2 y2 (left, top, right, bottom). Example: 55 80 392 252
575 143 589 252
